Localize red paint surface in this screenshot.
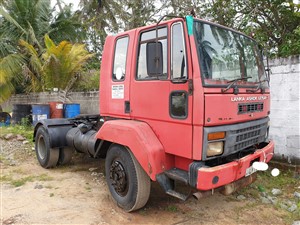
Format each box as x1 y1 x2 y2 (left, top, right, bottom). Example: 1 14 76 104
196 140 274 190
96 119 165 180
98 17 274 186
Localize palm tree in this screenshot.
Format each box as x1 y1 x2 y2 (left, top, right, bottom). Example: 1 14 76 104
79 0 119 56
0 0 51 53
49 4 86 44
0 0 87 101
0 54 24 103
19 34 94 96
0 0 85 52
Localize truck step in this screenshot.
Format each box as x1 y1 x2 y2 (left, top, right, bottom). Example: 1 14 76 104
164 168 189 184
156 168 190 201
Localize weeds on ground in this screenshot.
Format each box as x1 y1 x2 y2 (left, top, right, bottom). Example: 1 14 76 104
240 170 298 198
0 173 53 187
237 169 300 223
0 123 33 141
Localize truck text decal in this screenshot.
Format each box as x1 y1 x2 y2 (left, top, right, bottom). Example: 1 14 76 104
231 96 268 102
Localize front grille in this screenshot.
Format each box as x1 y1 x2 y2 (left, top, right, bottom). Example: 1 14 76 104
230 123 267 152
238 103 264 114
203 117 269 161
234 137 259 151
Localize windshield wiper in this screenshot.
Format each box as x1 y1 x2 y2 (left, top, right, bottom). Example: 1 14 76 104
222 76 252 95
246 79 268 94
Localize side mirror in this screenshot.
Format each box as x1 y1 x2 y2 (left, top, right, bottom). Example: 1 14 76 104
146 42 163 77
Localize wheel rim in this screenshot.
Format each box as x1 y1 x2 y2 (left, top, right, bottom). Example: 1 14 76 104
109 160 128 197
37 135 47 160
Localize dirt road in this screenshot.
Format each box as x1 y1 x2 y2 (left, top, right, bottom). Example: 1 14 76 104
1 139 298 225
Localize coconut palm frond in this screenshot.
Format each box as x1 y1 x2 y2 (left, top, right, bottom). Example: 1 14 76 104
0 7 26 34
0 53 24 103
0 82 14 103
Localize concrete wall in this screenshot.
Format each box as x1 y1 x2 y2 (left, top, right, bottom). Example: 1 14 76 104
2 56 300 164
2 91 99 115
269 55 300 164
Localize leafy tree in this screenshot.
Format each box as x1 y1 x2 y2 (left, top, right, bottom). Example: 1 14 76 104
0 0 87 100
0 54 24 103
0 0 50 59
49 4 86 44
78 0 168 57
19 34 94 93
115 0 162 30
79 0 118 59
0 0 86 51
200 0 300 57
163 0 202 16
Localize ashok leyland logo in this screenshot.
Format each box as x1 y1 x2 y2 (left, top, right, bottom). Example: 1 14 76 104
231 96 268 102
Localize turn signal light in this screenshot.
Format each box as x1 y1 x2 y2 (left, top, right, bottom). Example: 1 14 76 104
208 132 226 141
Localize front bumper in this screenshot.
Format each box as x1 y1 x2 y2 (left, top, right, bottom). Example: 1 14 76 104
195 140 274 191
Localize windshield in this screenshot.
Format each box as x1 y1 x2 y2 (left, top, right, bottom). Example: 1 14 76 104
194 21 268 88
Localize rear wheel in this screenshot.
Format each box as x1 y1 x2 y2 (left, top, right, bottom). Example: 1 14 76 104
35 126 59 168
58 147 74 165
105 144 151 212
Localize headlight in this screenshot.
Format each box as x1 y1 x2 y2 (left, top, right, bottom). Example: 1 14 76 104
207 142 224 157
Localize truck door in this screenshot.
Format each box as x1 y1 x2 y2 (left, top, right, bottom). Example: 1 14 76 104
130 21 193 159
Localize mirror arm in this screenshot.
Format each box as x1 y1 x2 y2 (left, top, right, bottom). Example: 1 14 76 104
155 24 159 71
263 49 271 85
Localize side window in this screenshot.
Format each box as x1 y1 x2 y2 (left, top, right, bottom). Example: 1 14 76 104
113 36 129 81
170 91 188 119
137 27 168 80
171 23 187 79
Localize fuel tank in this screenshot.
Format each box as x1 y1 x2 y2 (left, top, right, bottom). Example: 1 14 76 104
66 127 97 156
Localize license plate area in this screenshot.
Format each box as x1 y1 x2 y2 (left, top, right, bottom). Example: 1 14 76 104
245 166 257 177
245 157 260 177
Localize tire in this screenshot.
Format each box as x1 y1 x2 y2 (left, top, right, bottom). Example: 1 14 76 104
58 147 74 165
105 144 151 212
35 126 59 168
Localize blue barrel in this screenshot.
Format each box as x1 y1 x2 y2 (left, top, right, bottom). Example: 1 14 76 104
32 104 50 125
64 103 80 118
0 112 11 126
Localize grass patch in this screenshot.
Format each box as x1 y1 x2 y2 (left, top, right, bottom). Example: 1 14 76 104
166 205 178 212
256 170 297 190
0 124 33 141
10 176 35 187
0 173 53 187
85 186 91 191
12 168 27 175
36 173 53 182
1 175 12 183
44 185 54 189
238 170 298 198
236 169 300 224
0 154 9 165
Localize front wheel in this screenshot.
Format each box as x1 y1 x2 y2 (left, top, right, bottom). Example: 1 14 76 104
35 126 59 168
105 144 151 212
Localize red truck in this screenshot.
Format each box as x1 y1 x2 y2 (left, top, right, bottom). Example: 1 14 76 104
34 15 274 212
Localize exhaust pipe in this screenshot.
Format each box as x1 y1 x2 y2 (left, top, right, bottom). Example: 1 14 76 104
192 190 214 200
192 186 224 200
220 173 257 196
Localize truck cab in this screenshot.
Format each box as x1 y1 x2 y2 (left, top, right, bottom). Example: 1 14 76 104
34 15 274 212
